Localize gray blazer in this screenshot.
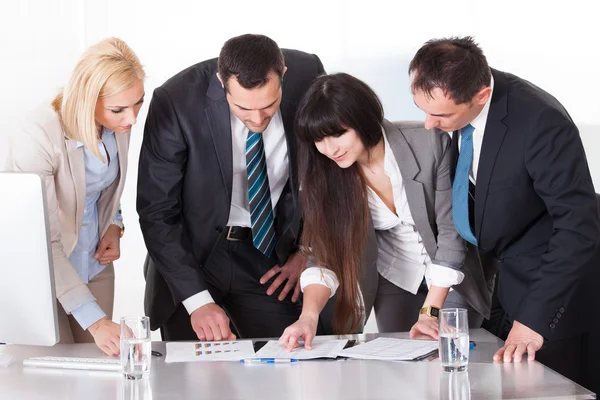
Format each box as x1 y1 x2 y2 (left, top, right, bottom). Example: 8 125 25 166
317 120 494 333
370 120 494 319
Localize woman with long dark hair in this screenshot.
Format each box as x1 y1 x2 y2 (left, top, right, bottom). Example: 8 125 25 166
279 73 491 350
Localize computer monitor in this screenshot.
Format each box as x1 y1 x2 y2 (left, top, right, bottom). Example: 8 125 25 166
0 172 59 345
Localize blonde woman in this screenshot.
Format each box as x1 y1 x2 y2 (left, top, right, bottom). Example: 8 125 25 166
5 38 145 356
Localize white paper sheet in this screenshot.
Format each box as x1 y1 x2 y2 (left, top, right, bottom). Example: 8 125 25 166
255 339 348 360
338 337 438 361
165 340 256 363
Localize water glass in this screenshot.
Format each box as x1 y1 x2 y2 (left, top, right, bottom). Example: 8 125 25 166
119 377 153 400
439 308 469 372
439 371 471 400
120 316 151 380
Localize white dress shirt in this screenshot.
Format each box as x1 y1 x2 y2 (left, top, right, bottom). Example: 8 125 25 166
183 110 289 314
301 128 464 298
458 76 494 184
227 110 289 226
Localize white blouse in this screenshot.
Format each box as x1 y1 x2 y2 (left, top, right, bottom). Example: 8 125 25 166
301 129 464 296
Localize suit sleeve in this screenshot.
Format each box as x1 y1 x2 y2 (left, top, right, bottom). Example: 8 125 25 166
137 87 208 304
314 54 326 75
516 107 600 338
291 53 325 252
432 131 468 268
6 123 98 314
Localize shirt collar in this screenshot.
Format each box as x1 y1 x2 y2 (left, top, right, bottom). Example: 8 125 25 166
469 75 494 133
381 126 396 177
75 126 114 148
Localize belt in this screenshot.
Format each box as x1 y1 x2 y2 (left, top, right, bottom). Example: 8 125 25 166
223 226 252 241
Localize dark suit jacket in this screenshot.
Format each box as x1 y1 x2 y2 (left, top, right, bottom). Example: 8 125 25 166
137 50 325 329
450 68 600 341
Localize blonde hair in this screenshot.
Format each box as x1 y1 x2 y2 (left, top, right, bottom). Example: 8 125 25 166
52 37 145 159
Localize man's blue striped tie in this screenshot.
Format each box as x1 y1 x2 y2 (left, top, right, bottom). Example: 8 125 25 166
452 124 478 246
246 131 276 257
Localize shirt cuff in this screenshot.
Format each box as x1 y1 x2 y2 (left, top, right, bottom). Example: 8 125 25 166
300 267 339 298
112 204 123 224
70 301 106 331
182 290 215 314
425 263 465 288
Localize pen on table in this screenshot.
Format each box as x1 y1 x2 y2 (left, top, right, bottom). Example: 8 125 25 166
151 350 163 357
469 341 476 351
241 358 299 364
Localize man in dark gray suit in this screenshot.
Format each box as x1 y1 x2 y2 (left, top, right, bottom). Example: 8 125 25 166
137 34 325 341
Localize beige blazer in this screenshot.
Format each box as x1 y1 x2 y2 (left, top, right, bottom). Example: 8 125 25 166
5 104 129 314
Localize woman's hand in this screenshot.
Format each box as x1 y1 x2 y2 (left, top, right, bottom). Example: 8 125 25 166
95 224 121 265
409 314 439 340
88 317 121 356
279 312 319 352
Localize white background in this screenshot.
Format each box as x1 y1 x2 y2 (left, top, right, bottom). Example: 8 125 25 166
1 1 599 336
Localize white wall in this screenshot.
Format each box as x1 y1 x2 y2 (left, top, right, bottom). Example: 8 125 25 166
1 0 599 336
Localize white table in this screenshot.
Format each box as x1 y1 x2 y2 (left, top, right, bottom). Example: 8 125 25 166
0 329 595 399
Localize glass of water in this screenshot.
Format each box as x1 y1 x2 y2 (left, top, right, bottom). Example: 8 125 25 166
439 371 471 400
439 308 469 372
120 316 151 380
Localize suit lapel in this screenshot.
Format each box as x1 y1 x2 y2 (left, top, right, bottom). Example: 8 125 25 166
384 121 436 255
98 132 129 233
449 130 459 182
115 132 128 182
474 69 508 241
205 74 233 201
64 137 85 230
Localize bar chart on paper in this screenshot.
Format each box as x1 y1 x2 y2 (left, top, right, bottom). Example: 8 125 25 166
165 340 256 363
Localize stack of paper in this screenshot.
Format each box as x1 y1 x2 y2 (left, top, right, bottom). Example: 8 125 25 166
256 339 348 360
338 337 438 361
165 340 256 363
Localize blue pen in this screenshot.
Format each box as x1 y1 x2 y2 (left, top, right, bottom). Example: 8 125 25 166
469 341 476 351
241 358 299 364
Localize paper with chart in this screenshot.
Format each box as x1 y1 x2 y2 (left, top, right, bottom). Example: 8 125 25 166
165 340 255 363
256 339 348 360
338 337 438 361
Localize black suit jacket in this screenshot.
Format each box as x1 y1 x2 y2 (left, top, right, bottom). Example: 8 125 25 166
137 50 325 329
450 69 600 341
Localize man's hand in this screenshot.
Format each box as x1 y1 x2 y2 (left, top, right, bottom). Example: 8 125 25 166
279 311 319 352
88 317 121 356
409 314 439 340
190 303 236 341
95 224 121 265
493 320 543 363
260 251 307 302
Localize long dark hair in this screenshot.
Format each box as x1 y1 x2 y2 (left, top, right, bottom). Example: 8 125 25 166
295 73 384 333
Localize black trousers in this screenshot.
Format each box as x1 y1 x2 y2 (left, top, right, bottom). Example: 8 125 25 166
161 234 328 341
374 274 484 332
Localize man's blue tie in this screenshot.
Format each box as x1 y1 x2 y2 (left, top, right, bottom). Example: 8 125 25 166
246 131 276 257
452 124 478 245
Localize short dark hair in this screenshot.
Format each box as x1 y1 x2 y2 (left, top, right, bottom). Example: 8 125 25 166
409 36 491 104
295 73 383 148
218 34 285 92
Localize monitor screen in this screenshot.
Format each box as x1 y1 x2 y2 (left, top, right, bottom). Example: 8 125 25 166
0 172 59 345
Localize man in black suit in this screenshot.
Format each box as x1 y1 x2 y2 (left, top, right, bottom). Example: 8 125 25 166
137 34 325 341
409 36 599 392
